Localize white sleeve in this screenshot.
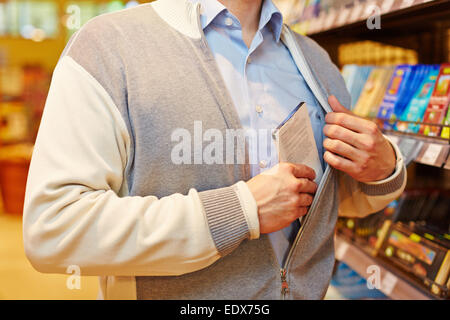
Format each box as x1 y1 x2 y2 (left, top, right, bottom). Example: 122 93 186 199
23 56 258 277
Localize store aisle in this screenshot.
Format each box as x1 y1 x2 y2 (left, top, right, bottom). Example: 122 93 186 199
0 212 98 300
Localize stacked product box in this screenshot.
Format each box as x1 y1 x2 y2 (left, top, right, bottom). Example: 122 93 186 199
336 189 450 299
341 63 450 138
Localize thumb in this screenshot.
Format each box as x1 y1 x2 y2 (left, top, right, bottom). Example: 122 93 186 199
328 95 351 114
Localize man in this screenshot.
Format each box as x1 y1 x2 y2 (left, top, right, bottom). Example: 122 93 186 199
23 0 406 299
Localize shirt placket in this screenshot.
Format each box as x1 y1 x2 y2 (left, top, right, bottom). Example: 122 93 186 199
245 30 272 177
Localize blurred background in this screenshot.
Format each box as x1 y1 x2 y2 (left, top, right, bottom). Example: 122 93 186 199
0 0 150 300
0 0 449 300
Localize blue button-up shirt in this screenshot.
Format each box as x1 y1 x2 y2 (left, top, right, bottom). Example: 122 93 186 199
191 0 326 265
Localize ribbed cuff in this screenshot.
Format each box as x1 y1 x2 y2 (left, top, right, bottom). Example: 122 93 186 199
234 181 259 240
360 166 406 196
198 184 251 257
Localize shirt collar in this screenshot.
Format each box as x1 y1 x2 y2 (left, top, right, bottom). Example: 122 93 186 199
190 0 283 42
259 0 283 42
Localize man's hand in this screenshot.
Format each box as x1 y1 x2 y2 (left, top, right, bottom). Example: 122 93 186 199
246 163 317 234
323 95 396 183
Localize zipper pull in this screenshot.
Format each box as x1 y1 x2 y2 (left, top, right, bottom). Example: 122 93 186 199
280 269 289 295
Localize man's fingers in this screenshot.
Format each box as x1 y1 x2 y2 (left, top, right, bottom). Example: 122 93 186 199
294 207 308 219
323 124 365 150
327 95 381 135
323 138 364 162
287 163 316 181
325 112 379 135
293 178 318 194
323 151 358 174
328 95 351 114
294 193 314 207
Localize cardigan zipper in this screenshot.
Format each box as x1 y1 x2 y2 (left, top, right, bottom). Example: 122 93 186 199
280 165 332 299
279 26 334 299
280 268 289 298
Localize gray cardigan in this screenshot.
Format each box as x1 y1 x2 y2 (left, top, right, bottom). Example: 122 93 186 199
23 0 406 299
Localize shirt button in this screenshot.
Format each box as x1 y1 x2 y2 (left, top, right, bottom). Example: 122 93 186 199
255 105 263 113
224 17 233 26
259 160 267 169
247 57 252 64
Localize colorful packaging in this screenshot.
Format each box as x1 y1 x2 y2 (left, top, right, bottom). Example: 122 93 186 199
353 67 393 118
394 65 427 118
420 63 450 136
341 65 373 111
378 65 414 120
440 108 450 139
341 64 360 107
397 65 440 133
368 67 395 118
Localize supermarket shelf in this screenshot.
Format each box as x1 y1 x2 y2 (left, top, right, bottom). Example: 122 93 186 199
306 0 450 66
335 235 434 300
307 0 450 38
383 131 450 169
